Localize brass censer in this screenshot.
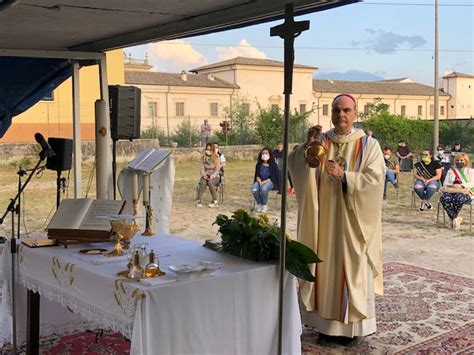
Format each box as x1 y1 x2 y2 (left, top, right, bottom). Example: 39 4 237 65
305 141 327 168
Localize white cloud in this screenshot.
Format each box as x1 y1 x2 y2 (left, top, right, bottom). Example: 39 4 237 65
216 39 267 61
147 40 208 72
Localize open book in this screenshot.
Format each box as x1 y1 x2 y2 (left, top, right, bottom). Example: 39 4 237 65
47 198 125 242
127 148 171 173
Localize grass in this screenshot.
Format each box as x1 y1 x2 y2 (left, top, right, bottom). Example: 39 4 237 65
0 158 472 240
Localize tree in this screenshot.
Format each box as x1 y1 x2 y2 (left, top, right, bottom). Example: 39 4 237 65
171 117 201 147
254 105 311 147
218 96 259 145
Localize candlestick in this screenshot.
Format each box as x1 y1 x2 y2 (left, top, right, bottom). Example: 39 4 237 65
143 173 150 205
132 173 138 200
142 204 155 236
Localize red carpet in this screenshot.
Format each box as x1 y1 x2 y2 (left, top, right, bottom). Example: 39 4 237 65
1 262 472 354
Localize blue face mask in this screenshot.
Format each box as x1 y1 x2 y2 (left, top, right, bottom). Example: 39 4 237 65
455 162 465 169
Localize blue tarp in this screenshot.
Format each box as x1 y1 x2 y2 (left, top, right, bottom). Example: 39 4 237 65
0 57 73 138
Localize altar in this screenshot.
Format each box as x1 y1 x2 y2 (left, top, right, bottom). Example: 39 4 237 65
1 234 302 354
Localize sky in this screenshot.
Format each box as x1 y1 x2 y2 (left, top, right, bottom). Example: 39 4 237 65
126 0 474 85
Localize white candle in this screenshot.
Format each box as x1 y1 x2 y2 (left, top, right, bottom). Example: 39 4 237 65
143 174 150 204
132 173 138 200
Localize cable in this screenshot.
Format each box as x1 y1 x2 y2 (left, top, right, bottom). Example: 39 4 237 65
156 41 474 53
360 2 473 6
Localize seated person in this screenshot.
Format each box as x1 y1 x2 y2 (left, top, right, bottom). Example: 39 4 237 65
273 141 295 195
434 144 451 183
396 140 413 171
251 148 280 213
196 143 221 208
412 149 442 211
440 153 474 229
213 143 226 184
449 142 463 164
383 147 399 199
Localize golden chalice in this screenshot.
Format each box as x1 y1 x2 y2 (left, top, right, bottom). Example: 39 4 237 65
107 218 140 257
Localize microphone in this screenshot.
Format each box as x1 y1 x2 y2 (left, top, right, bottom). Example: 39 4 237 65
34 133 55 159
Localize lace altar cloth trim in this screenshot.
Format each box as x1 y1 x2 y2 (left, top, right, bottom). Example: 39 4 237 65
18 273 133 339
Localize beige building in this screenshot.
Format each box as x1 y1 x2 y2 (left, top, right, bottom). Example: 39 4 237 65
127 57 472 135
442 71 474 119
312 78 452 129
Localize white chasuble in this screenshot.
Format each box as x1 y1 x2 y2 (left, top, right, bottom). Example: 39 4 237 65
288 128 385 337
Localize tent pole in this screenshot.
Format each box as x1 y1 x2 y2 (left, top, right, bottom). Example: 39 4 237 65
72 62 82 198
270 4 309 354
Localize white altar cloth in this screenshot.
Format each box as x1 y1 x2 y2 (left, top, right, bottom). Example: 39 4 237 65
1 234 302 354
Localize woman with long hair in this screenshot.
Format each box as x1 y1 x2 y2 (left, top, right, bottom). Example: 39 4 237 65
251 147 280 212
196 143 221 208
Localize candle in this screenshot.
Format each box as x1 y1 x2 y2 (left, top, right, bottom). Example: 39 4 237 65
132 173 138 200
143 174 150 204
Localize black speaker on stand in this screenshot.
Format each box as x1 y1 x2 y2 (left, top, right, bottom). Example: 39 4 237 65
46 138 73 209
108 85 141 199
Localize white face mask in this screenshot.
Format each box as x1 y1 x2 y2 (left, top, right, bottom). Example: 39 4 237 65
261 154 270 161
384 154 390 159
205 150 211 156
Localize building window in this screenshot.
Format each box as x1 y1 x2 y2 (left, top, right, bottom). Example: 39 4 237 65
148 102 157 118
242 103 250 116
429 104 434 116
210 103 218 117
299 104 306 114
322 104 329 116
364 104 369 114
271 104 279 112
440 106 445 115
401 105 406 116
42 91 54 101
418 105 423 116
176 102 184 117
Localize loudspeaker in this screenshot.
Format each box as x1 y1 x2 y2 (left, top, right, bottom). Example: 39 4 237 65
109 85 141 140
46 137 73 172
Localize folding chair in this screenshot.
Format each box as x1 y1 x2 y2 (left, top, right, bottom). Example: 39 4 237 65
437 193 473 231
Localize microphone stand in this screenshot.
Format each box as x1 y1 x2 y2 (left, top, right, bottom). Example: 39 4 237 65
0 149 48 354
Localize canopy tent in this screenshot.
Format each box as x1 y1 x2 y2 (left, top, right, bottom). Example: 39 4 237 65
0 0 358 200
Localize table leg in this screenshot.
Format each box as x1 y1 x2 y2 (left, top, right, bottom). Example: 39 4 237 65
26 290 40 355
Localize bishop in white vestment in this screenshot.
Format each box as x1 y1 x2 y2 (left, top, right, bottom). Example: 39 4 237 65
289 94 385 337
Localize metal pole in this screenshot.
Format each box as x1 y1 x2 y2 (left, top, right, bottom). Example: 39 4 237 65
270 4 309 354
72 62 82 198
433 0 439 151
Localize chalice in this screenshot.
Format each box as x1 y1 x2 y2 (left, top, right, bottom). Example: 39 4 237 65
107 217 140 257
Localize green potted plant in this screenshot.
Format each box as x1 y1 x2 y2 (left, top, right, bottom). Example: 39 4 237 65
213 209 321 282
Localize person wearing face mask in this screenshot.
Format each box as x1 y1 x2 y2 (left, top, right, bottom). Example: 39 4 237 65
383 147 399 200
450 142 463 164
440 153 474 229
196 143 221 208
434 145 451 184
412 149 443 211
251 148 280 212
396 140 413 172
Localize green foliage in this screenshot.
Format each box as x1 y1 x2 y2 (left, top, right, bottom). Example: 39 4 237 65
439 120 474 151
8 157 32 168
362 113 433 153
221 96 259 145
360 99 474 153
171 118 201 147
141 125 167 143
213 209 321 281
254 106 311 147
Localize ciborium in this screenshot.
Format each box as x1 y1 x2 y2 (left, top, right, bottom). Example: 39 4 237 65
107 216 140 257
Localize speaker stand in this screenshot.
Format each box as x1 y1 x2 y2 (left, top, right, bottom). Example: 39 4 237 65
112 138 117 200
55 171 66 209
